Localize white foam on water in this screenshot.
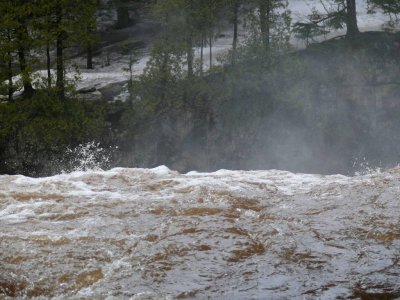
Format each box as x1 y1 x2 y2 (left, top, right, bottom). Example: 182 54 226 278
1 166 399 298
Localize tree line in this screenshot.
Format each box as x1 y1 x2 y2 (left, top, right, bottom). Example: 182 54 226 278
0 0 399 176
119 0 400 174
142 0 400 86
0 0 399 102
0 0 97 101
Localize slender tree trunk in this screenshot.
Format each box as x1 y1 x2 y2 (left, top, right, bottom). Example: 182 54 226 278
128 55 133 87
266 2 270 49
15 9 34 98
18 47 34 98
346 0 359 38
46 43 52 88
232 1 239 64
187 35 193 77
6 30 13 102
56 36 65 100
209 35 212 68
116 6 131 29
200 37 204 76
56 5 65 100
259 0 271 55
16 21 34 98
158 14 170 106
186 1 194 78
159 52 169 105
86 24 94 69
87 45 93 69
7 53 13 102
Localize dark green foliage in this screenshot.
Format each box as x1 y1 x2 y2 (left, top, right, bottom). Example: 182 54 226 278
0 0 98 100
369 0 400 15
292 22 330 45
0 92 108 176
0 1 104 176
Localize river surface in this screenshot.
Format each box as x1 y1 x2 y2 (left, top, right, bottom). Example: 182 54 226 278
1 166 399 299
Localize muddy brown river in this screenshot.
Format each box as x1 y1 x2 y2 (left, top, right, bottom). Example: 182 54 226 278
1 166 399 299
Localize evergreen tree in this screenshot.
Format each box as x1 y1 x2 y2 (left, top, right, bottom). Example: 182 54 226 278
258 0 272 53
141 0 186 104
112 0 147 29
34 1 56 88
0 2 18 101
39 0 97 99
0 1 98 99
15 0 35 97
293 0 359 40
236 0 291 64
148 0 223 78
229 0 241 64
190 0 223 72
368 0 400 27
0 1 37 98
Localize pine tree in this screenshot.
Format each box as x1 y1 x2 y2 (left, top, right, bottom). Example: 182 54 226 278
0 1 98 99
15 1 36 97
0 1 38 98
230 0 241 64
190 0 223 72
239 0 291 62
0 2 17 101
39 0 98 99
141 0 186 104
293 0 359 41
368 0 400 27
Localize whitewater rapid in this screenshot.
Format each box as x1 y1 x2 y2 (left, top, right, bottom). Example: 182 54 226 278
1 166 399 299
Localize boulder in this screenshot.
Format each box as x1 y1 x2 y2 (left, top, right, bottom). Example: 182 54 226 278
77 90 103 101
78 86 97 94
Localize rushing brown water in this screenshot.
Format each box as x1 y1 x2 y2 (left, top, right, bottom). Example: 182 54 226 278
1 166 399 299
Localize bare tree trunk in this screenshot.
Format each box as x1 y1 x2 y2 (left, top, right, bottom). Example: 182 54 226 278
200 37 204 75
87 45 93 69
209 35 212 68
158 14 170 105
86 24 94 69
160 52 169 105
56 37 65 99
116 5 131 29
56 5 65 100
259 0 271 55
186 2 194 78
18 47 34 98
46 43 52 88
232 0 239 64
7 54 13 102
6 30 13 102
16 21 34 98
187 35 194 77
346 0 359 38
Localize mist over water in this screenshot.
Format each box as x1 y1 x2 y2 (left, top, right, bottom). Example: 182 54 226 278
115 30 400 177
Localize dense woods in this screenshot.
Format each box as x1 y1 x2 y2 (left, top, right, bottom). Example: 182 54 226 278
1 0 400 176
